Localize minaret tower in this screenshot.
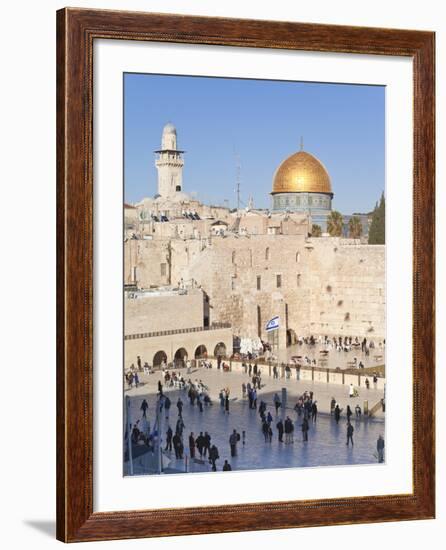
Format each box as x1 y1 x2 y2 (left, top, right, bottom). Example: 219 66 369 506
154 122 185 198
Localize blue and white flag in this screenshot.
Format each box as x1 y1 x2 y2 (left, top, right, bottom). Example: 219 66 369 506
265 316 279 332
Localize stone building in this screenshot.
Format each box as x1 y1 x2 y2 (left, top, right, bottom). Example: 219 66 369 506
124 123 385 366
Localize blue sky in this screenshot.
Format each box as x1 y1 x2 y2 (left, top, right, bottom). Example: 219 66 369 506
124 73 385 213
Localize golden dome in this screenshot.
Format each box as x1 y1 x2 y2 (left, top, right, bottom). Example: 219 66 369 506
272 150 332 195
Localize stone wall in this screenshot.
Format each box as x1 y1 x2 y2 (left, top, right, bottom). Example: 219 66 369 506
124 326 232 369
125 289 204 334
124 233 385 343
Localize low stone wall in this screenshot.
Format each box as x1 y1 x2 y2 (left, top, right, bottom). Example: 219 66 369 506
209 359 386 390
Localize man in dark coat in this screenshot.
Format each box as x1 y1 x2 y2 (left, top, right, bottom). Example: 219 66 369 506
276 419 284 442
209 444 219 471
222 460 232 471
188 432 196 459
229 430 239 457
334 404 341 424
203 432 211 457
173 433 182 459
301 417 309 441
311 401 318 422
346 422 354 446
140 399 149 419
195 432 205 458
164 426 173 452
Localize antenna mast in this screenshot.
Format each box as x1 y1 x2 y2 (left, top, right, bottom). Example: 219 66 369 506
235 151 241 214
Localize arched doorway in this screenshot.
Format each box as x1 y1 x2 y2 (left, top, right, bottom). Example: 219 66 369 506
153 350 167 369
194 345 207 359
174 347 188 368
287 329 298 346
214 342 227 357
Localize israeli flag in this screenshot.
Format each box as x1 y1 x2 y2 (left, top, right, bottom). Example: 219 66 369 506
266 316 279 332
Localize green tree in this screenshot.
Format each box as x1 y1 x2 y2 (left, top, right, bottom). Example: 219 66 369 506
348 216 363 239
327 210 344 237
368 192 385 244
311 224 322 237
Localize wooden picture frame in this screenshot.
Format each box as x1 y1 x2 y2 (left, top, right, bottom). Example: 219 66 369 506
56 7 435 542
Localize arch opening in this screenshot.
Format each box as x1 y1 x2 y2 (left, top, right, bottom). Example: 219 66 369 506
153 350 167 369
194 345 208 359
174 347 188 368
214 342 227 358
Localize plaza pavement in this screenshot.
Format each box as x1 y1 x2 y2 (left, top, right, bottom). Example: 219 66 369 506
125 365 385 419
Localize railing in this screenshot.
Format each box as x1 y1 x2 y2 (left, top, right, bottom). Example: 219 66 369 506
124 322 231 341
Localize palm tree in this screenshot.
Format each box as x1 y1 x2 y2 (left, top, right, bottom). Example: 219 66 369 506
311 224 322 237
327 211 344 237
348 216 363 239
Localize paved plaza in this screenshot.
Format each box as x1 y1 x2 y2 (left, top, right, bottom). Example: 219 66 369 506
124 366 385 475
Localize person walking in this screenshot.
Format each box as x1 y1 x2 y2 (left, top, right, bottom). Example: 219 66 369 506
262 421 269 442
222 460 232 471
301 417 309 442
163 395 171 420
165 426 173 452
195 432 205 458
346 422 354 446
188 432 196 459
349 384 355 398
276 419 284 442
140 399 148 419
173 433 182 459
225 394 230 414
377 435 385 462
346 405 353 422
229 429 239 457
203 431 211 457
209 444 219 471
177 397 183 418
311 401 318 422
274 393 281 415
334 404 341 424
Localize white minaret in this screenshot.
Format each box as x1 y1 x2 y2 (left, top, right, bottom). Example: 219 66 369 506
155 123 184 198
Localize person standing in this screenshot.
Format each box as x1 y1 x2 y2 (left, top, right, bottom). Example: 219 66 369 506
334 404 341 424
377 435 385 462
203 431 211 457
140 399 148 419
137 355 142 371
164 395 171 420
177 397 183 418
276 419 284 442
274 393 281 415
346 405 353 422
225 394 230 414
209 444 219 471
195 432 205 458
173 432 182 459
349 384 354 398
311 401 318 423
229 429 239 457
346 422 354 446
165 426 173 452
301 417 309 442
188 432 196 459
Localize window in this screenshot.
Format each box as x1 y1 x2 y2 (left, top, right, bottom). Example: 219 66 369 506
232 250 236 264
132 266 137 282
276 274 282 288
297 273 301 287
265 247 270 260
231 276 236 290
296 251 300 263
161 263 167 276
257 276 261 291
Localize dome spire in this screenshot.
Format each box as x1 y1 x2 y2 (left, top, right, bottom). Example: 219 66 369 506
300 136 304 151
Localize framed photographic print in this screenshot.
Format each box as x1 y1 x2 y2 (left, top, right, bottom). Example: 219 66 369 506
56 8 435 542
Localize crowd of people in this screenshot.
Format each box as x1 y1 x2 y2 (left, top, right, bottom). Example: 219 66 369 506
125 346 385 474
